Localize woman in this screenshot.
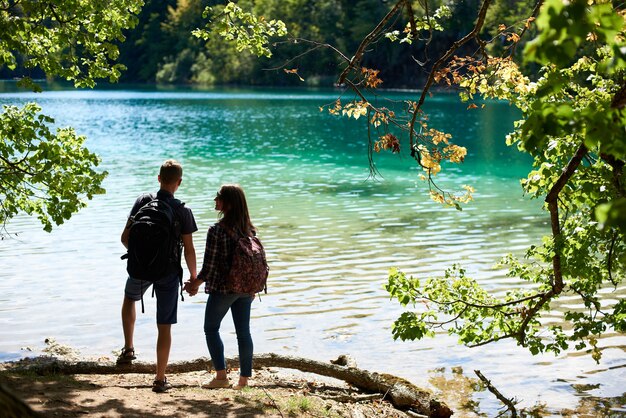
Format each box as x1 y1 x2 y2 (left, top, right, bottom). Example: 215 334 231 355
184 184 257 389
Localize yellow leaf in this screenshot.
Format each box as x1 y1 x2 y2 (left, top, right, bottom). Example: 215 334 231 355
283 68 304 82
507 33 520 43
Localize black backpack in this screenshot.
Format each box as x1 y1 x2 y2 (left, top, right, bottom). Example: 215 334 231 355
123 196 184 312
126 196 183 281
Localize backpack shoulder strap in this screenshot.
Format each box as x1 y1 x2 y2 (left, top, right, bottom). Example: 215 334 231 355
219 221 253 240
141 193 156 205
161 197 184 213
217 222 235 238
130 193 156 220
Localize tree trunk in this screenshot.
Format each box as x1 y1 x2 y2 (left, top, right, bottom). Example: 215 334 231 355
0 383 42 418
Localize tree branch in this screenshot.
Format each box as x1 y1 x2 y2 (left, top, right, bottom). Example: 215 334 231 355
610 80 626 110
599 152 625 198
266 38 351 71
0 155 36 177
0 0 21 12
468 333 516 348
515 290 555 344
405 0 418 40
47 3 78 24
608 232 618 286
418 290 548 310
509 0 544 57
545 142 588 293
409 0 493 154
545 144 588 204
338 0 407 84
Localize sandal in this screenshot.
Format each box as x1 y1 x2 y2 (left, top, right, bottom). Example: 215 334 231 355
116 347 136 365
233 378 250 390
152 378 172 393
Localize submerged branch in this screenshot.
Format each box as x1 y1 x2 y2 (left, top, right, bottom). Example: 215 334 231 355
474 370 518 417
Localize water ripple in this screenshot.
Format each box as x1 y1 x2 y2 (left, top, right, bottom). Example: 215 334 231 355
0 87 623 415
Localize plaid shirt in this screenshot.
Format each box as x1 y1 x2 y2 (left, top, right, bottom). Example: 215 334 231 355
198 223 236 294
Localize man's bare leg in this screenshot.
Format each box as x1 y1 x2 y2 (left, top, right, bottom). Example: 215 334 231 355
156 323 172 381
121 296 136 350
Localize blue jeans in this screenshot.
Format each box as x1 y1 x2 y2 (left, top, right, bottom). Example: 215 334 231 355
204 293 254 377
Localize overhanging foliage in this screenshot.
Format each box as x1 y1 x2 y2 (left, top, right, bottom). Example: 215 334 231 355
0 0 143 234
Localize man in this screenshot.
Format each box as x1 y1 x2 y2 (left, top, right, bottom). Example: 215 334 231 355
118 159 197 393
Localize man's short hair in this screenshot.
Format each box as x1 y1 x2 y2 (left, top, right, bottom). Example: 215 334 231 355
159 159 183 184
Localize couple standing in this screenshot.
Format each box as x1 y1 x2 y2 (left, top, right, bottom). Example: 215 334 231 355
118 159 256 393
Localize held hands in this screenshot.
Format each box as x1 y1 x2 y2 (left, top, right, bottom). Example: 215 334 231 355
183 277 202 297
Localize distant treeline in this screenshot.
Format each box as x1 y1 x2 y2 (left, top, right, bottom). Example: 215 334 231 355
4 0 537 88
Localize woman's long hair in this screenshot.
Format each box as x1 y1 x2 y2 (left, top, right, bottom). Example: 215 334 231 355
217 184 256 237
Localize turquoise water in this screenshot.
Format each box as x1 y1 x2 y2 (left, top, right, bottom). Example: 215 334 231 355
0 86 624 415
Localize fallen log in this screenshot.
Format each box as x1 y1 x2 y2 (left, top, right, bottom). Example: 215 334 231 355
2 353 452 417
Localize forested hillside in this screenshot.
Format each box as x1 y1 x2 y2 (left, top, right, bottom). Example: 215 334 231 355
112 0 536 87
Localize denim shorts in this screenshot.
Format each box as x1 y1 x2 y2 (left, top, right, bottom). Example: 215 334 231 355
124 271 180 324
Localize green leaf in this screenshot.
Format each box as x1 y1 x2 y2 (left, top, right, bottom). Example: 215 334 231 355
0 104 107 234
595 198 626 233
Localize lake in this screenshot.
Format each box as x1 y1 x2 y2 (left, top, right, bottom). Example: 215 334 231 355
0 85 624 416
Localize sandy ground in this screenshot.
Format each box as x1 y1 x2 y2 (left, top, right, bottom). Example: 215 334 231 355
1 367 414 418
